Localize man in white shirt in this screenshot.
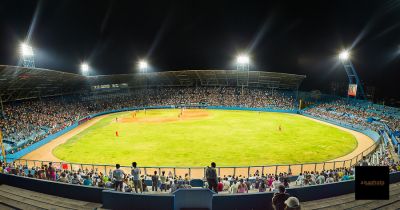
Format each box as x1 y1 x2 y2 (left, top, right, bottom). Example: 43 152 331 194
223 178 230 191
229 180 239 194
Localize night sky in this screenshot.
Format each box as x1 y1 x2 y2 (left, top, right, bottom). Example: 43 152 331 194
0 0 399 102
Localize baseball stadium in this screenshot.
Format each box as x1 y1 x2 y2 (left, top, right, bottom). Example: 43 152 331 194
1 1 400 210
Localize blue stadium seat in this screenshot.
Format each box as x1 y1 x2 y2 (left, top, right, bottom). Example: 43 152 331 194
190 179 204 187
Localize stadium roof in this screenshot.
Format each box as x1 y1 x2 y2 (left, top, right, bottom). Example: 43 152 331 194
0 65 306 102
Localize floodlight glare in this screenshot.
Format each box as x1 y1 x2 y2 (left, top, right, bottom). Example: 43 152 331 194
81 63 89 72
20 43 34 56
139 60 148 69
339 50 350 61
236 54 250 64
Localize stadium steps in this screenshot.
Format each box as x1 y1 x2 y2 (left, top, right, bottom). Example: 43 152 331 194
0 184 102 210
301 182 400 210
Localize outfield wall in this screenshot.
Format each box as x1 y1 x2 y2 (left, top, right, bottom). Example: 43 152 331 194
8 106 379 163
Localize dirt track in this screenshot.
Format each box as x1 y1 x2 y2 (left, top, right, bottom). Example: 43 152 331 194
20 112 375 177
21 115 108 162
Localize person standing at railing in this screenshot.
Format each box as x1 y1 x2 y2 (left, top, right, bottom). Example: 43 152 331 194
47 162 56 181
151 171 159 191
113 164 126 192
131 162 142 193
206 162 218 193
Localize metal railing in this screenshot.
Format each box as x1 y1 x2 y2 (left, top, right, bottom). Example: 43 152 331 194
10 137 382 179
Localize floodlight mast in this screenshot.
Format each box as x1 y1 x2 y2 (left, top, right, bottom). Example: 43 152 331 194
81 63 89 76
138 60 148 73
236 54 250 93
236 54 250 71
19 43 35 68
338 50 366 100
138 60 149 89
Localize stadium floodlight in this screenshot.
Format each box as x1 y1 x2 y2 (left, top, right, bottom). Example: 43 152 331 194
236 54 250 64
138 60 148 73
20 43 34 56
236 54 250 71
339 50 350 61
80 63 89 75
19 43 35 68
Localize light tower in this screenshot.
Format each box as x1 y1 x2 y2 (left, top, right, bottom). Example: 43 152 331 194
19 43 35 68
236 54 250 93
138 60 148 73
236 54 250 71
80 62 90 76
338 50 366 100
138 59 149 89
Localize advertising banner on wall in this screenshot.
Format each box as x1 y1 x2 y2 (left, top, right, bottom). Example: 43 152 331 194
348 84 358 97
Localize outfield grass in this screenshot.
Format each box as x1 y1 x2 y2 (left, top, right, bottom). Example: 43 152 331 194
53 109 357 166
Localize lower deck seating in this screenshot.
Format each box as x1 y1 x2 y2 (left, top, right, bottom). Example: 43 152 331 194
301 182 400 210
0 184 103 210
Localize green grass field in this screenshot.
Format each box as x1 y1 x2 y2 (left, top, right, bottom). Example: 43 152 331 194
52 109 357 166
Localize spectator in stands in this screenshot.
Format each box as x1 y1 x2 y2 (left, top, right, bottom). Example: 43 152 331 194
217 178 224 192
271 175 281 193
325 174 335 184
237 179 248 193
259 180 267 192
229 180 238 194
272 185 290 210
223 177 230 191
71 173 82 185
206 162 218 193
295 173 304 186
112 164 125 191
316 172 325 185
83 175 93 186
141 176 148 192
284 197 301 210
47 162 56 181
131 162 142 193
151 171 159 191
58 172 68 183
160 171 167 192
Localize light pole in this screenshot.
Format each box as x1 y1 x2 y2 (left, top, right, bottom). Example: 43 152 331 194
138 60 149 91
19 43 35 68
338 49 366 100
81 62 89 76
236 54 250 94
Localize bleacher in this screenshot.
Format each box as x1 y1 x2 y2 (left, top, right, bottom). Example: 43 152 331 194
302 182 400 210
0 184 102 210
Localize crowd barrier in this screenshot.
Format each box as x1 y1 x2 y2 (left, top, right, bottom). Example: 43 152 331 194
1 172 400 210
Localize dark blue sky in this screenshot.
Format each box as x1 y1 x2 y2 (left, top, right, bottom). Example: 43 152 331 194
0 0 399 101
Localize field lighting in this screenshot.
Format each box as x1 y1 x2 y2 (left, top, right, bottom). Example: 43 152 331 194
20 43 34 56
80 63 89 75
339 50 350 61
19 43 35 68
236 54 250 64
236 54 250 71
138 60 148 73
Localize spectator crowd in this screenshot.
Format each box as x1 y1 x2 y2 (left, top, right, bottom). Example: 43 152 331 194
304 99 400 132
